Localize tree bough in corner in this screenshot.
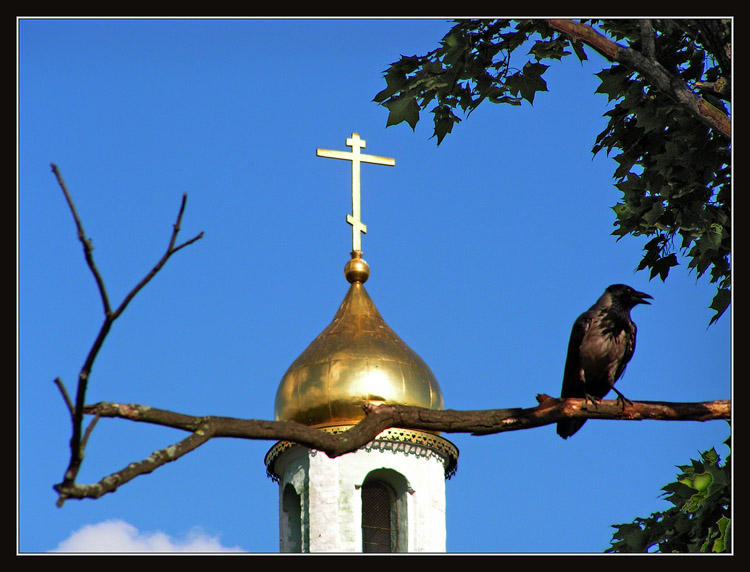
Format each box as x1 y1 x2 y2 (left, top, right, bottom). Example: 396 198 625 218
373 18 731 324
546 19 730 137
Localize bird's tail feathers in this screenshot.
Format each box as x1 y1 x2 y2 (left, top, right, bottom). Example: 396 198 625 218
557 418 587 439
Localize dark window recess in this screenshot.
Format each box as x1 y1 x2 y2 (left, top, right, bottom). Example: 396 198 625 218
282 484 302 552
362 481 397 553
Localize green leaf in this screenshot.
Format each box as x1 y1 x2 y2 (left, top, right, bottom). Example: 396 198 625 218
528 38 568 61
650 253 679 282
595 65 630 102
373 73 404 103
570 39 588 62
642 202 665 226
431 104 460 145
383 96 420 129
708 287 730 326
505 63 549 105
712 516 731 552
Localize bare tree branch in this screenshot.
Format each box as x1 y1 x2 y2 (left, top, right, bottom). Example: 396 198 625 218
53 377 74 416
51 164 204 502
113 192 204 323
639 19 655 60
546 19 731 139
51 164 112 315
55 428 213 504
52 395 731 503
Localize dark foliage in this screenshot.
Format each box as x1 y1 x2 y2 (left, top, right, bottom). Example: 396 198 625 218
607 433 731 553
374 19 731 324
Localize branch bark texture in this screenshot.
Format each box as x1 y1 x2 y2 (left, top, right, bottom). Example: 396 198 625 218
53 396 731 503
547 19 731 138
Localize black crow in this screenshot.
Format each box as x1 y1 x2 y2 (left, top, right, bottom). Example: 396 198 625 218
557 284 652 439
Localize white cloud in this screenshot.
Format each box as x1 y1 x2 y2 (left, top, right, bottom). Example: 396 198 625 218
53 519 244 553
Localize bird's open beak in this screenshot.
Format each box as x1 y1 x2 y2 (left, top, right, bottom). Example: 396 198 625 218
634 290 653 305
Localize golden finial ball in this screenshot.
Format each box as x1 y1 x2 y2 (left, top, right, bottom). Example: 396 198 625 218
345 251 369 284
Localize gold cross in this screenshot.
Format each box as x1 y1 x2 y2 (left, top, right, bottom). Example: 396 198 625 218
316 133 395 252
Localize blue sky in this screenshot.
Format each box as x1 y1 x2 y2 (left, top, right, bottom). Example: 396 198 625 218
18 18 731 554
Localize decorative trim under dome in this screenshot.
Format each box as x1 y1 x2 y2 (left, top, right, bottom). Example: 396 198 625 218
265 426 459 482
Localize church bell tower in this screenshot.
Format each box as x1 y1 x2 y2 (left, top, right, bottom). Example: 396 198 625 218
264 133 458 553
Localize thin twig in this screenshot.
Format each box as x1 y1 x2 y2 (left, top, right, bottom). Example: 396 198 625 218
110 193 204 322
53 377 74 416
50 164 111 315
51 165 204 503
55 426 213 505
80 414 101 452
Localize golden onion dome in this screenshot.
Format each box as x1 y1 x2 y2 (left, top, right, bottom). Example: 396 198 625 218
273 251 445 428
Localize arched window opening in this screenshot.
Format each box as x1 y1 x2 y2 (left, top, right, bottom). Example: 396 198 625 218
361 480 398 552
281 483 302 552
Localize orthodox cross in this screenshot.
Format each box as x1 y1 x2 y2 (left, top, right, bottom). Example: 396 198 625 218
316 133 395 252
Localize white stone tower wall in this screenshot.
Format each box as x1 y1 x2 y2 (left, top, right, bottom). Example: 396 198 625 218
274 443 448 553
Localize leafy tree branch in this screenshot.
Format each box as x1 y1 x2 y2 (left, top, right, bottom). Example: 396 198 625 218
373 18 731 324
546 19 730 137
607 435 731 553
